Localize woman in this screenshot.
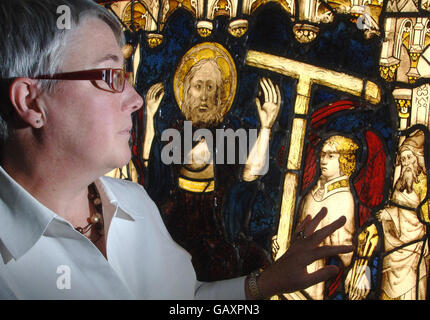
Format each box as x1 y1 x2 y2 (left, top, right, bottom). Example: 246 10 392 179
0 0 352 299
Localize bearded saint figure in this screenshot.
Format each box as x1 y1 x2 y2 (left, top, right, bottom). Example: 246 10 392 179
181 59 226 129
142 56 281 281
376 130 429 300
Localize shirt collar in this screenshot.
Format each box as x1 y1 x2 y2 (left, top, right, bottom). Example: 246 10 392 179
0 166 55 261
95 177 136 237
0 167 137 262
95 176 141 221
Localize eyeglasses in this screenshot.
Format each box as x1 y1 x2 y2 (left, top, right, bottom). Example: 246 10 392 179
34 68 129 93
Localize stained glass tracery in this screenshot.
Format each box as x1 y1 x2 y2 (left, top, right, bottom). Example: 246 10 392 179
99 0 430 300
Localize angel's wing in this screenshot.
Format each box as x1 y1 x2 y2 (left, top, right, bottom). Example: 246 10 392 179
353 130 386 226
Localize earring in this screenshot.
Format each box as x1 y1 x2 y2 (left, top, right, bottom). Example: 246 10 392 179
36 118 42 126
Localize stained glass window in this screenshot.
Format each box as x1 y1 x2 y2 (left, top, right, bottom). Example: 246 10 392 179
101 0 430 300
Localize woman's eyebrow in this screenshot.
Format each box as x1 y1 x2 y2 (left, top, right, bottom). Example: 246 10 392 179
93 53 123 65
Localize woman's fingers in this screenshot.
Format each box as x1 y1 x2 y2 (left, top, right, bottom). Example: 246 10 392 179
293 207 327 240
304 207 327 237
306 245 354 265
310 215 347 246
304 265 339 289
293 215 311 239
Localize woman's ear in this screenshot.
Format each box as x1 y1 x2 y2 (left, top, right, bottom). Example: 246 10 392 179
9 78 44 128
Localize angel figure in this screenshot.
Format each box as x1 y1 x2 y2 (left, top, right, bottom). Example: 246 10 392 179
298 135 359 300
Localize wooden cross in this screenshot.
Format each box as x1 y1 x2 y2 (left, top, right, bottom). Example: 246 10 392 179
245 50 381 261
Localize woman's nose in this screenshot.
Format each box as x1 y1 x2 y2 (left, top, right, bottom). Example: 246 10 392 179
122 80 143 112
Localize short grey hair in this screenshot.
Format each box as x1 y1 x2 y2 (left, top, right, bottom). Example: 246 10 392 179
0 0 124 146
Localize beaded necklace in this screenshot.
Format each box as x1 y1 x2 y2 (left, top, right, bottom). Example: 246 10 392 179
75 183 104 242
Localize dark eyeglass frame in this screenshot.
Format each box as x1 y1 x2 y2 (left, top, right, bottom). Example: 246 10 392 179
34 68 129 93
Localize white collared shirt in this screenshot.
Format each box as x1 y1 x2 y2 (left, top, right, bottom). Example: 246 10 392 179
0 167 245 299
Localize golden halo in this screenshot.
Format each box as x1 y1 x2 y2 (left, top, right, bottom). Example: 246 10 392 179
173 42 237 117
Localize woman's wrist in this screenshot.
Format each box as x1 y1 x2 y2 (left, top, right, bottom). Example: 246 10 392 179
245 268 265 300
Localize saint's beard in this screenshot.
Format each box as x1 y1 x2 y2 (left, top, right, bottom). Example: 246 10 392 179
182 95 224 128
395 163 420 194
